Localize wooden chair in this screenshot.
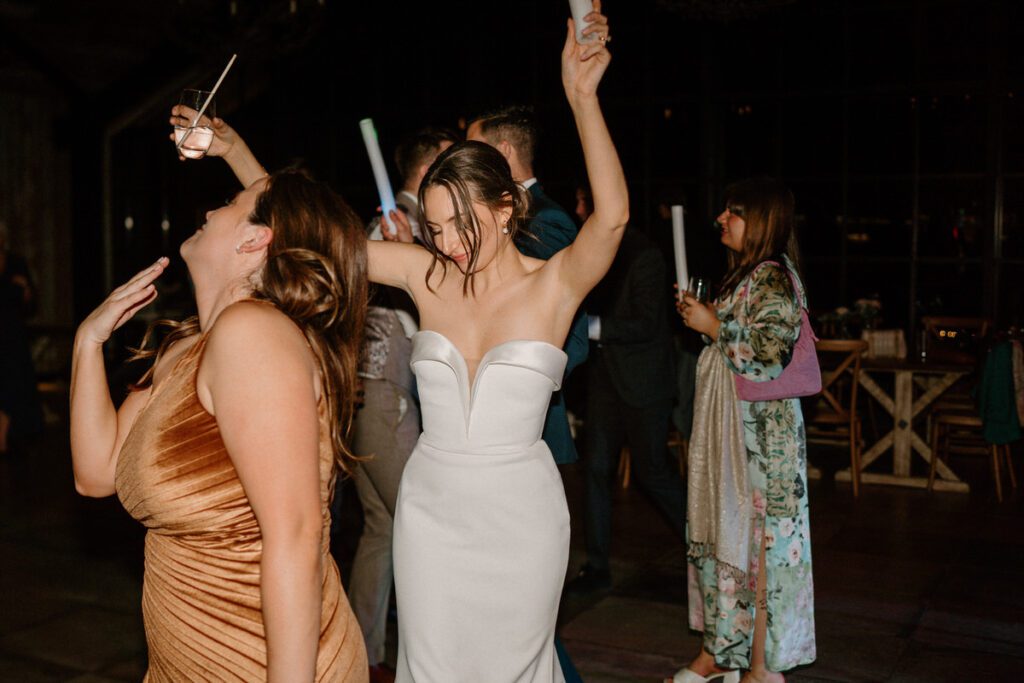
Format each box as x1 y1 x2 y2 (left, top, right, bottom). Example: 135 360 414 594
806 340 869 497
928 413 1017 501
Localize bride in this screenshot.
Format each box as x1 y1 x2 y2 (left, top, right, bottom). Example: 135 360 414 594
175 5 623 680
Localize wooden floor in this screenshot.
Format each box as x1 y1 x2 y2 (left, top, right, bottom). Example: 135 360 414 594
1 423 1023 682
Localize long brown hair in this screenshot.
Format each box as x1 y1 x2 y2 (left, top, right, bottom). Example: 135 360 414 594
418 141 530 295
719 177 802 296
132 169 368 473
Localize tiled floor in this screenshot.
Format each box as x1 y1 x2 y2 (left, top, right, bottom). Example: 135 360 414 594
2 424 1023 682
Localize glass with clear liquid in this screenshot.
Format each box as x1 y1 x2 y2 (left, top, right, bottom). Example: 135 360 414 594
174 89 215 159
689 276 709 303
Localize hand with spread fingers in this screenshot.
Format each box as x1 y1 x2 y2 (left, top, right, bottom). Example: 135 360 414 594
77 258 168 346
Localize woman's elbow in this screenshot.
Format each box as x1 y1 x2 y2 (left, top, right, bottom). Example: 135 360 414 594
597 211 629 234
617 206 630 229
603 204 629 232
74 475 115 498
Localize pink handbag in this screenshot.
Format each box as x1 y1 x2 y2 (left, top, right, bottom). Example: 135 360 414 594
732 263 821 402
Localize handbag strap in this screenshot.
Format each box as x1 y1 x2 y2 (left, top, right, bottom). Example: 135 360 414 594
738 259 807 309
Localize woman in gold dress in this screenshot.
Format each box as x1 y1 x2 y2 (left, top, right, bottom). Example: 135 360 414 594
69 170 369 681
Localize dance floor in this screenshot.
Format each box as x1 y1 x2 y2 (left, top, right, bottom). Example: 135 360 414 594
1 420 1023 682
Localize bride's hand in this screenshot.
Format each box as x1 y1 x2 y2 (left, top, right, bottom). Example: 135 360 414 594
562 0 611 106
77 258 168 346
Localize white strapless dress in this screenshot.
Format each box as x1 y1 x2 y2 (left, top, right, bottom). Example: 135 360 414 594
393 331 570 683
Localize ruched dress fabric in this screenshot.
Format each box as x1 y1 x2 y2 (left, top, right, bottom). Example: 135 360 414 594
393 331 570 683
115 334 368 682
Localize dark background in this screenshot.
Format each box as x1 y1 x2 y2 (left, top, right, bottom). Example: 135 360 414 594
2 0 1022 348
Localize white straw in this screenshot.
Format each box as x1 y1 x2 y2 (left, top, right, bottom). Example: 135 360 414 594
177 53 237 150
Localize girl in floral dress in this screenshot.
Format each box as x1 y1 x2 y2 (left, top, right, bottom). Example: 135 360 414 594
670 178 816 683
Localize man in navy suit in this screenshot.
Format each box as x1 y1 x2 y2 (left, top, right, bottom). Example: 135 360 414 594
467 105 587 683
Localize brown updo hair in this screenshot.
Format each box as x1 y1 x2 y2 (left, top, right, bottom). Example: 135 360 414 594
132 169 368 473
417 141 530 295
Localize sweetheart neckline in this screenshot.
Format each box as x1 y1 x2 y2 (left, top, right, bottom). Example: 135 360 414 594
412 330 567 374
411 331 567 424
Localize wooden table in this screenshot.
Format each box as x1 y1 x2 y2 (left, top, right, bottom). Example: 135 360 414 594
834 357 973 492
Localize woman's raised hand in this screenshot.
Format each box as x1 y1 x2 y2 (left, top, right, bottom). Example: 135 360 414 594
168 106 239 161
77 258 168 345
562 0 612 105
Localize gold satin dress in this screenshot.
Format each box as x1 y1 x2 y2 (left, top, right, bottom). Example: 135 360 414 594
115 333 368 682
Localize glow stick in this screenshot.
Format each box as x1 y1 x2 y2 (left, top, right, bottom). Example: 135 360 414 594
568 0 596 44
671 205 689 301
359 118 397 230
176 53 237 150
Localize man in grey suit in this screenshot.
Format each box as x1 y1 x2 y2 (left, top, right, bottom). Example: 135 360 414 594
349 127 456 683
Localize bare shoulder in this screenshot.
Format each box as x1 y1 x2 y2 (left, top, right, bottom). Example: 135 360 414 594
197 301 318 413
522 248 567 292
204 300 313 369
519 251 548 274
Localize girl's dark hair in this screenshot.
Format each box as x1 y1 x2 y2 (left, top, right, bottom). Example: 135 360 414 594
131 169 368 473
719 177 802 296
417 141 530 295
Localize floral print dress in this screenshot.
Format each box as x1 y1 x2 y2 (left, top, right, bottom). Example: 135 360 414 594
687 257 816 672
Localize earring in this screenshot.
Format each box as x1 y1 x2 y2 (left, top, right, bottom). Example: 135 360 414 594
502 224 510 235
235 244 243 254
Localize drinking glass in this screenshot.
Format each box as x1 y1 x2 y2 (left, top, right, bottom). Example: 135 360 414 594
174 89 216 159
689 276 709 303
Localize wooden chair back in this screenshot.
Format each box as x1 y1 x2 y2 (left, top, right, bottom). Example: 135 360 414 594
809 339 869 497
812 339 869 420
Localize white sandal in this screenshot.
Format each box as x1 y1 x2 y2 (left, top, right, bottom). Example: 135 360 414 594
665 668 740 683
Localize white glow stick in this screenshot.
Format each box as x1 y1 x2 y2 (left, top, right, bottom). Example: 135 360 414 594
671 205 689 301
359 118 397 231
568 0 596 44
177 53 237 150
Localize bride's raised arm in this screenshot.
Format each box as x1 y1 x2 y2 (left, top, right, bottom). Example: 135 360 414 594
551 1 629 299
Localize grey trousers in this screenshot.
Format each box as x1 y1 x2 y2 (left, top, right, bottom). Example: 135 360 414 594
348 378 420 665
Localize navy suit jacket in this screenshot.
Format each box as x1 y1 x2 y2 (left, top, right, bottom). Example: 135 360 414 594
516 183 589 464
